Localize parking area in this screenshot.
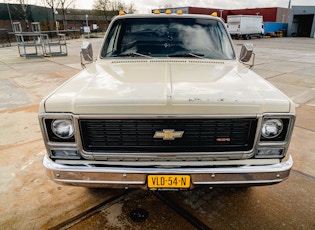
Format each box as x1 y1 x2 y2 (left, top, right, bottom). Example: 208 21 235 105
0 37 314 229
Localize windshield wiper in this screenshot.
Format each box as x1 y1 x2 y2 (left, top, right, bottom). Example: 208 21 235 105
168 53 205 59
118 52 154 59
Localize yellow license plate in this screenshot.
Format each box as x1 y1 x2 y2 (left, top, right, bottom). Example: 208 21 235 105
147 175 190 189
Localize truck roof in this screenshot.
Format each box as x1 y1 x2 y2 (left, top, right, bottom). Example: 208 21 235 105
113 13 224 22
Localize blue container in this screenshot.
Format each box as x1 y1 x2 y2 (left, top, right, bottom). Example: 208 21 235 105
263 22 288 35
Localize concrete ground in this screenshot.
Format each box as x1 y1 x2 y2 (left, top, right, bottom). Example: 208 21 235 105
0 37 314 230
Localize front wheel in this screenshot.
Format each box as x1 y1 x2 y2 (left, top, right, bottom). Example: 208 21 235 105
246 34 251 40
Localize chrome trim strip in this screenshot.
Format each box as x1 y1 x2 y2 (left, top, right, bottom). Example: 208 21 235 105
53 179 145 185
55 158 280 167
194 180 283 185
75 114 259 119
43 155 293 188
44 155 292 173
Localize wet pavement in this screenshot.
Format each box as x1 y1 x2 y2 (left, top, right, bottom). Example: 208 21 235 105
0 37 314 230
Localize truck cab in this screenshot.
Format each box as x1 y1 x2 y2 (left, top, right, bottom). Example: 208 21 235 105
39 11 295 190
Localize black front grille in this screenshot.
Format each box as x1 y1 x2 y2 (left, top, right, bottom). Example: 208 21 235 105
79 118 257 153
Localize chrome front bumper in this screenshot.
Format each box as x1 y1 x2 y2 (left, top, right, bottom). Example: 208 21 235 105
43 155 293 189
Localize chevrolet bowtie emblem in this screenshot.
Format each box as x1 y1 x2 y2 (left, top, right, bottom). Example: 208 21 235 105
153 129 184 140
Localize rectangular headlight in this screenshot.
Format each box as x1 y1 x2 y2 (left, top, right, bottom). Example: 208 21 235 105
256 148 284 158
51 149 81 159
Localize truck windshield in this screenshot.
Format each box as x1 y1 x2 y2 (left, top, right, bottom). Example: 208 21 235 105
101 17 235 60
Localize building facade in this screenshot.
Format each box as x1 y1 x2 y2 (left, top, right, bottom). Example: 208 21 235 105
152 6 290 23
288 6 315 37
0 3 115 33
2 4 315 38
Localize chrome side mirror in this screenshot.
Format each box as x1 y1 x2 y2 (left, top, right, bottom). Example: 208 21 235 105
239 43 255 68
80 42 93 68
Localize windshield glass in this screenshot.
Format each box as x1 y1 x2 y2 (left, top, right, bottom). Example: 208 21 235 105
101 17 235 60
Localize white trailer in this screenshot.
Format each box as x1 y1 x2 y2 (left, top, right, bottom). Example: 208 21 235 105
227 15 264 39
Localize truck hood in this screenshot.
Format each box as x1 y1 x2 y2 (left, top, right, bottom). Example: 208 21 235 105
43 59 291 115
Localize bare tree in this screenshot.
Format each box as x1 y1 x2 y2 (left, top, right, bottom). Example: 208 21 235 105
42 0 60 30
12 0 31 31
59 0 76 30
93 0 137 29
110 0 136 13
126 3 136 14
94 0 111 14
110 0 125 12
94 0 137 17
93 0 113 26
164 4 173 9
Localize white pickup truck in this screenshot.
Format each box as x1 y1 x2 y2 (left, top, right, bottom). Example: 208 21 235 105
39 11 295 190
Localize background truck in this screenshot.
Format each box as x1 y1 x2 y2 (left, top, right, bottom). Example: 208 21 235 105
227 15 264 39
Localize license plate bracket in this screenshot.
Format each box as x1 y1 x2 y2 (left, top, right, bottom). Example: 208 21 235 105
147 175 191 189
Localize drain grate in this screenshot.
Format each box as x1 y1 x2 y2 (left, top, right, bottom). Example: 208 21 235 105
129 208 149 222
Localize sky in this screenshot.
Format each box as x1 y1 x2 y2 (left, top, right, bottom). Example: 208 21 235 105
2 0 315 13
